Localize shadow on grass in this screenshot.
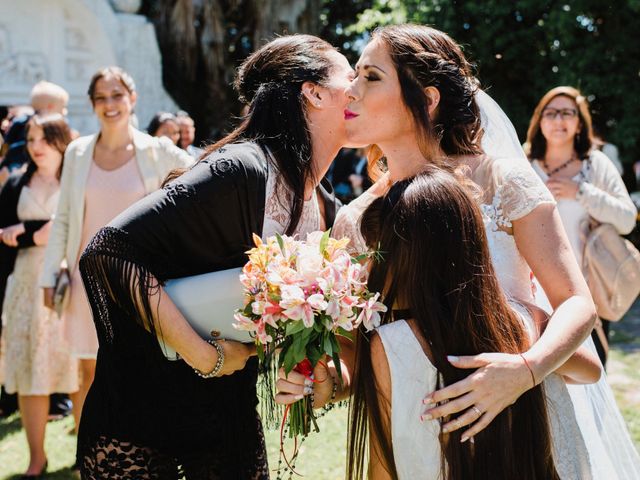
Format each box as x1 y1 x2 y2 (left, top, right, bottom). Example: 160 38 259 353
610 297 640 354
0 412 22 442
4 465 77 480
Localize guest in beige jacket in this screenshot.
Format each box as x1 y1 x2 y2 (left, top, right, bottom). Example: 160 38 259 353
40 67 193 433
526 85 637 366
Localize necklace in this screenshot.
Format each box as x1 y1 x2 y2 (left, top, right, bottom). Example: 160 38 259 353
542 154 576 177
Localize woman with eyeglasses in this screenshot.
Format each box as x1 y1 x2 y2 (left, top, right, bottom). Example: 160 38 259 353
525 86 637 366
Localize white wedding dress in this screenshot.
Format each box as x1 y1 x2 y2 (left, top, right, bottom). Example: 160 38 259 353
333 155 594 479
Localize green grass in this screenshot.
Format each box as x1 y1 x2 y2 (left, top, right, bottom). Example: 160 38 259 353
0 405 348 479
1 324 638 479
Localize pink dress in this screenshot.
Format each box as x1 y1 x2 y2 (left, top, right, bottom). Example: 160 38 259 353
63 157 145 358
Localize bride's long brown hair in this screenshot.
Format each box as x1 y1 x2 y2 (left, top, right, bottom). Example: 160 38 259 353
365 24 484 180
346 167 559 480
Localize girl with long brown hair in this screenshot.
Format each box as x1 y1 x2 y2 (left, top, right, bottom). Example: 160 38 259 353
349 167 571 479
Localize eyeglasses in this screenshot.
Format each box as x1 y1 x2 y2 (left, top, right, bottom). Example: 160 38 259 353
541 108 578 121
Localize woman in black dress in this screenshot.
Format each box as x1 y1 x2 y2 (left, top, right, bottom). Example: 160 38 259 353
76 35 354 479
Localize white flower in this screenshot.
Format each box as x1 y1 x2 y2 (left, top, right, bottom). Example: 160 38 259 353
356 293 387 331
296 244 325 285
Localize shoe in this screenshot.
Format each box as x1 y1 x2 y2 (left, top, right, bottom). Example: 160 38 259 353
0 388 18 417
49 393 72 418
19 460 47 479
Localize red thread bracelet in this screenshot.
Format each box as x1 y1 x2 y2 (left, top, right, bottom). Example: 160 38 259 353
519 353 536 388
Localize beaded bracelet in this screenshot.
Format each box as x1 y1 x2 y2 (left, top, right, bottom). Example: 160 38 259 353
193 339 225 379
328 375 339 403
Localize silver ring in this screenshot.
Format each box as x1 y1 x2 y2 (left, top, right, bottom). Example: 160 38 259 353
471 405 482 418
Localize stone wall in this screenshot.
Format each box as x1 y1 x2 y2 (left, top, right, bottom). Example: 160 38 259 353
0 0 176 134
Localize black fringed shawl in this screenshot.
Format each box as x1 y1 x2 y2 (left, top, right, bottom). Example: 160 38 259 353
77 142 339 466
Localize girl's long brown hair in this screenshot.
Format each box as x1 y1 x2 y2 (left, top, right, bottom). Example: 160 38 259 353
347 166 559 480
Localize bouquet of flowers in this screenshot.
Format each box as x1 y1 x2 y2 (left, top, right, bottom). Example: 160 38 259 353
233 230 386 437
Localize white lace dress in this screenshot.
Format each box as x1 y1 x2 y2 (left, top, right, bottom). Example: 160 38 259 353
333 157 594 479
0 187 79 395
261 163 321 240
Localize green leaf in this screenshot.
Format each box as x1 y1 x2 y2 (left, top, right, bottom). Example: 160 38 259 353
286 320 306 336
323 333 334 357
307 343 323 367
275 232 286 255
282 347 297 374
332 351 343 387
319 229 331 254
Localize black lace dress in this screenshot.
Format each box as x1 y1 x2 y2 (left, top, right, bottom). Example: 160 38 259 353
77 143 271 479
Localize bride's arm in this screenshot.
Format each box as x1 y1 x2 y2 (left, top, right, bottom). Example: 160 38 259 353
527 300 601 384
423 204 596 440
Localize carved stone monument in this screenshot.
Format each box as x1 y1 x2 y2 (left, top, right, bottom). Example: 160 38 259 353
0 0 176 134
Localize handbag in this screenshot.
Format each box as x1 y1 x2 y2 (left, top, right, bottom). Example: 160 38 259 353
53 267 70 317
161 267 253 360
582 221 640 321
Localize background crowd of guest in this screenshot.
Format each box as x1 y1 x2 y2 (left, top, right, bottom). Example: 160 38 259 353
0 69 637 478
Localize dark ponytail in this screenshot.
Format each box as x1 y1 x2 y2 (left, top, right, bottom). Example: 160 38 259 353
167 35 338 235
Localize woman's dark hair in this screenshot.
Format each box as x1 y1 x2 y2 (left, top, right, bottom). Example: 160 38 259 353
525 86 594 161
25 113 72 179
366 24 484 179
87 66 136 103
147 111 178 137
168 34 338 235
347 166 559 480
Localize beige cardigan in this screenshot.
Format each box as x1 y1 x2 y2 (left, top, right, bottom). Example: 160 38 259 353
40 128 194 287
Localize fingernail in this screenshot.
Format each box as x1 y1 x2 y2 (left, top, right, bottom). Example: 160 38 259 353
447 355 459 363
461 435 469 443
423 397 433 405
422 413 432 421
294 394 304 400
442 426 449 433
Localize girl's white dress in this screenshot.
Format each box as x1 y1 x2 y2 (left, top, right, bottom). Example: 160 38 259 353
333 156 595 479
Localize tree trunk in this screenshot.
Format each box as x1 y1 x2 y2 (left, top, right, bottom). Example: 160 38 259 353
142 0 321 143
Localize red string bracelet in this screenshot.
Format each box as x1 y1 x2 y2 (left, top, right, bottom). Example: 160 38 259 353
519 353 536 388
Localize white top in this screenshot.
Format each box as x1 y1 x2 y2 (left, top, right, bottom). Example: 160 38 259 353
531 150 637 267
376 320 441 480
262 163 321 239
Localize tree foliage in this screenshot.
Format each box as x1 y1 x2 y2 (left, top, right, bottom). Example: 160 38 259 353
141 0 323 141
349 0 640 164
142 1 640 166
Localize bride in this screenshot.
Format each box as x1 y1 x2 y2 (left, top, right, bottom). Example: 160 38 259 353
276 24 640 478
